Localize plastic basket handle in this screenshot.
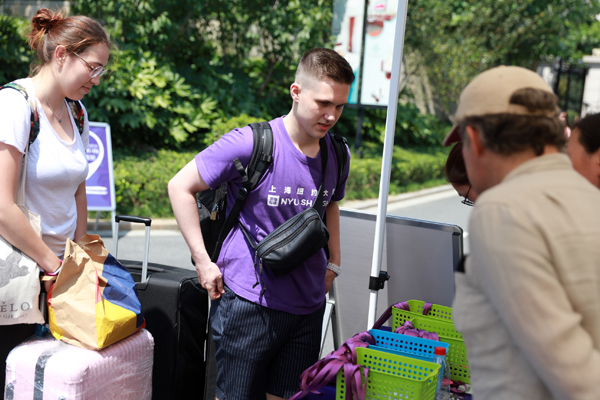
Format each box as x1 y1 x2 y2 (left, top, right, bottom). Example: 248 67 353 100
372 301 410 329
371 301 436 330
422 302 433 316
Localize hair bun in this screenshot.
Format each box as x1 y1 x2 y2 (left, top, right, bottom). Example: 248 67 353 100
46 15 63 31
32 8 64 34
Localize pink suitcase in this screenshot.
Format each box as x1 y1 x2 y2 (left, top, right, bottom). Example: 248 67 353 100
4 329 154 400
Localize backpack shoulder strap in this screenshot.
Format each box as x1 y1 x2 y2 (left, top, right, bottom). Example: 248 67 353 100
246 121 274 190
329 132 349 185
322 132 348 261
66 98 85 136
1 82 40 146
209 121 274 262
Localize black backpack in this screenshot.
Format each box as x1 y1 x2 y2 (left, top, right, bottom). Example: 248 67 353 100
197 121 349 263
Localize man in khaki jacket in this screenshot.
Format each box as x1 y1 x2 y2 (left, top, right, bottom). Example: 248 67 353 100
445 66 600 400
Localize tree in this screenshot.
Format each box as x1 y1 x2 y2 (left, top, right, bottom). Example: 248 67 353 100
70 0 334 148
404 0 600 118
0 15 32 84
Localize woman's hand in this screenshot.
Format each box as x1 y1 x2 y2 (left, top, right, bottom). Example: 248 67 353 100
43 279 55 293
0 142 58 273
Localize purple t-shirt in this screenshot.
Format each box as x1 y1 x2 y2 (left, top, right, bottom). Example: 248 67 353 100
195 117 350 314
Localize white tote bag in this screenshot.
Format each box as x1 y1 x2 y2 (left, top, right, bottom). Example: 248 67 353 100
0 142 44 325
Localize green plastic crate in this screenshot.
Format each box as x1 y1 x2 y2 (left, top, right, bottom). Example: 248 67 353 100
336 347 440 400
394 300 454 324
393 313 470 384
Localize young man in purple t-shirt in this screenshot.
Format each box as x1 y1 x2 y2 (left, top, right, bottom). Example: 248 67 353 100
168 48 353 399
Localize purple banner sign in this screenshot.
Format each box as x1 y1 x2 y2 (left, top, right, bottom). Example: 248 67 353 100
86 123 116 211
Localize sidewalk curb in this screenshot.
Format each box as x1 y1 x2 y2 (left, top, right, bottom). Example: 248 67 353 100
341 184 454 210
87 218 180 232
88 185 455 231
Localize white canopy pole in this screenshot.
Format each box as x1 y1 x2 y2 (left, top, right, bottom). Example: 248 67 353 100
366 0 409 329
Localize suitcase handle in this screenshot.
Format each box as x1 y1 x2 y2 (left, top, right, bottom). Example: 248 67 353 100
115 215 152 226
114 215 152 283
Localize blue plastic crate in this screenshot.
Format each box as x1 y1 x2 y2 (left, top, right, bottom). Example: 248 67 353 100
368 329 450 363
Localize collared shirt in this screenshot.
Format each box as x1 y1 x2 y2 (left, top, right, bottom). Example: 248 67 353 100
453 153 600 400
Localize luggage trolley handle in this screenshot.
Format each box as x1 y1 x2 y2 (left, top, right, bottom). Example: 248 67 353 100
114 215 152 283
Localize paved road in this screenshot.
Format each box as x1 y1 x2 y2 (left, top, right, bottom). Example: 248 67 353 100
361 189 473 254
98 230 195 272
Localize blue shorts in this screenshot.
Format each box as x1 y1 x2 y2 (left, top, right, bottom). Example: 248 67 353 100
211 286 325 399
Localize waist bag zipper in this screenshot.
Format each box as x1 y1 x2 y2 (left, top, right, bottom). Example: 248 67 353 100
252 214 320 293
260 214 319 261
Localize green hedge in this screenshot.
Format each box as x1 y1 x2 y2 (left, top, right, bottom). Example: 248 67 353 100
111 149 196 218
345 147 449 200
104 145 449 218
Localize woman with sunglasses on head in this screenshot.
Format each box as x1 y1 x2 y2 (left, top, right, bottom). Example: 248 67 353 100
445 141 479 205
0 9 111 395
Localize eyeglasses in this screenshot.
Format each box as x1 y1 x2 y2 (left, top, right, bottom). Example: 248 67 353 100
73 52 108 79
461 185 475 207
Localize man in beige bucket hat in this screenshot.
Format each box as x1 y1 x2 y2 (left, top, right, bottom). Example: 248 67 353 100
449 66 600 399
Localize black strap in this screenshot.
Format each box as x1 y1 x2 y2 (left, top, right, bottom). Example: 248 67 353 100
323 133 348 260
239 137 328 251
313 137 328 216
209 122 274 262
247 121 274 190
329 133 348 186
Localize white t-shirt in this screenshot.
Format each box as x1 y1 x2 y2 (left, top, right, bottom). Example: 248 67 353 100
0 78 89 256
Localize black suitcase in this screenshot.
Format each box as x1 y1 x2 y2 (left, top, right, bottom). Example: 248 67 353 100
204 325 217 400
115 215 209 400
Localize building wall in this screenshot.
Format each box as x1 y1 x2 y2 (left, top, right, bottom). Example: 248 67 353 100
582 50 600 116
0 1 70 18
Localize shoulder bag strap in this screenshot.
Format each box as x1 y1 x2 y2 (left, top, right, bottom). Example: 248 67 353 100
1 82 40 146
237 134 328 255
1 82 39 205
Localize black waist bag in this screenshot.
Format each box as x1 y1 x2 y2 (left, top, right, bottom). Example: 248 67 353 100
240 137 330 288
243 207 329 277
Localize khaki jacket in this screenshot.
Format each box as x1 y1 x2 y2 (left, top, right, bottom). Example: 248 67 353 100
454 153 600 400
